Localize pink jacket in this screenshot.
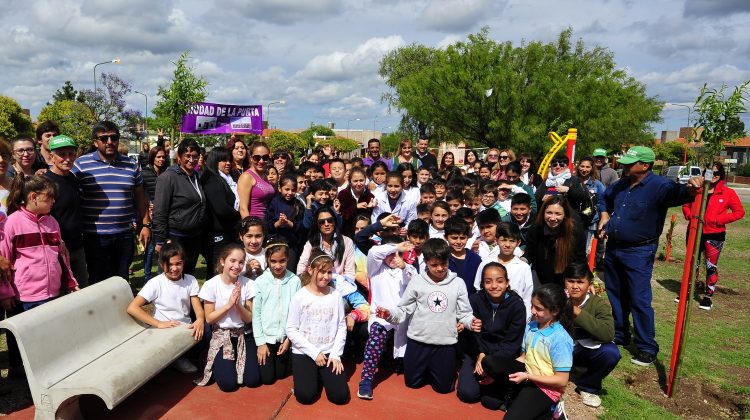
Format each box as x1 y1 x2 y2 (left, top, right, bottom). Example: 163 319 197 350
0 207 77 302
0 214 13 301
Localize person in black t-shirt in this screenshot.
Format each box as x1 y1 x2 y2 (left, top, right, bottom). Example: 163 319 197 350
43 135 88 287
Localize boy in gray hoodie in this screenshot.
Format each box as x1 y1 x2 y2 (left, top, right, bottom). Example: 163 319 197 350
377 238 481 394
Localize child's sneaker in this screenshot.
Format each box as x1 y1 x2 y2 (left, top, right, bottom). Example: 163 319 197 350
173 358 198 373
699 296 713 310
580 391 602 407
357 380 373 400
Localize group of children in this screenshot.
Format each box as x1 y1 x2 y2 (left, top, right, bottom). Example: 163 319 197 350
0 149 620 416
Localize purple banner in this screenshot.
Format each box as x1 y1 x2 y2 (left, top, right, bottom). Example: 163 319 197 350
180 102 263 135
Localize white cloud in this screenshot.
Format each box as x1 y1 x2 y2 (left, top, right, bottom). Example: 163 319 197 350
228 0 343 25
436 34 464 49
296 35 405 81
421 0 503 32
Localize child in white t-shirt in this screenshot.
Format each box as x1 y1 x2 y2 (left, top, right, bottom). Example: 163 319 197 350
286 249 349 405
195 244 261 392
127 242 204 373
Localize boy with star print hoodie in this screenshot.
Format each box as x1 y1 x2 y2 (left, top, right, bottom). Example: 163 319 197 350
378 238 479 394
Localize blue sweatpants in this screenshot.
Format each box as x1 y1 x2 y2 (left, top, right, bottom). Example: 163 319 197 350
604 242 659 355
404 338 456 394
573 343 621 394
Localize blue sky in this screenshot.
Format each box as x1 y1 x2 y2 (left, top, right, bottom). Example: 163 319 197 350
2 0 749 139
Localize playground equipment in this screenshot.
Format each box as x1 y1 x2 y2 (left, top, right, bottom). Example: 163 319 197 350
538 128 577 178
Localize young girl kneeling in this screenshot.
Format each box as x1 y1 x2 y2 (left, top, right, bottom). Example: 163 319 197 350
480 283 574 419
196 244 261 391
286 250 350 405
127 242 204 373
253 240 301 385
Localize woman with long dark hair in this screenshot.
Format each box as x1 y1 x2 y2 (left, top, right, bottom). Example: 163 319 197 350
440 151 455 172
337 166 376 237
141 145 167 280
200 147 241 275
226 136 249 181
462 149 479 173
518 153 542 190
295 206 355 278
524 196 586 287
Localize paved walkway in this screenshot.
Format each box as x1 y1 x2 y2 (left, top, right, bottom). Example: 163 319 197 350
4 362 502 419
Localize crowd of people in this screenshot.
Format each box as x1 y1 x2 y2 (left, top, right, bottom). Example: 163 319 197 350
0 119 744 417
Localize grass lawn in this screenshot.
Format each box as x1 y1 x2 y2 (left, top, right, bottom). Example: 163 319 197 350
596 204 750 419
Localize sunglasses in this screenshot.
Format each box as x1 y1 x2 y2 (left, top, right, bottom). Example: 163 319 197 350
499 155 509 160
96 134 120 142
317 217 336 226
551 160 568 167
252 154 271 162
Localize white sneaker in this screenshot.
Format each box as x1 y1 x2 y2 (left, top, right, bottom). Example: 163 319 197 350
580 391 602 408
173 358 198 374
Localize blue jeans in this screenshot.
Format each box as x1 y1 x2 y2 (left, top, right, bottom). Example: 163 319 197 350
84 232 134 284
144 240 156 281
604 242 659 355
573 343 621 394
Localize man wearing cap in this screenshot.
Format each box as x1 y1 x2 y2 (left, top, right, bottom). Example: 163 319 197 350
597 146 702 367
44 135 88 287
592 148 619 188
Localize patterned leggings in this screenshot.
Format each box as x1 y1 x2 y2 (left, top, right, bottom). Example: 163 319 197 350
699 239 724 296
361 323 389 382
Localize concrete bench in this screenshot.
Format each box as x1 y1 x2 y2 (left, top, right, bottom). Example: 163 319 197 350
0 276 197 419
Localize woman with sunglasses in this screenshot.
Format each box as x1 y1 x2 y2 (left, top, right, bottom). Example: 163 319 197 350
238 141 276 219
226 135 249 182
296 206 356 279
490 148 515 181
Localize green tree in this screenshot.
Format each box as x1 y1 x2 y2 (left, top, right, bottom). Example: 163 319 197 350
267 130 302 153
380 131 406 154
50 81 84 105
380 28 662 157
153 51 209 142
0 95 33 139
653 142 696 167
692 81 749 164
38 99 97 152
322 137 360 153
299 125 335 151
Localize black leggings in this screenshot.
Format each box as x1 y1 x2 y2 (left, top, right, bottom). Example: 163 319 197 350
292 353 350 405
258 342 292 385
482 356 557 420
213 336 261 392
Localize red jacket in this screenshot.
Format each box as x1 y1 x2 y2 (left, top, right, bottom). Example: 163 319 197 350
682 180 745 235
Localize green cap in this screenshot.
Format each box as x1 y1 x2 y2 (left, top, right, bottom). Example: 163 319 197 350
592 148 607 157
49 135 77 151
618 146 655 165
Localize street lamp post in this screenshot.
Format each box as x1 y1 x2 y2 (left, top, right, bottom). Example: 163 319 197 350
93 59 121 93
134 90 148 145
668 103 692 164
347 118 360 142
266 100 285 131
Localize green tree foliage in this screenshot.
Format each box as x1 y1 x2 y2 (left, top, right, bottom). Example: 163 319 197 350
267 130 302 153
380 28 662 157
153 51 209 141
321 137 360 153
38 100 97 152
299 125 335 151
0 96 33 139
692 81 749 163
653 141 696 166
50 81 84 105
380 131 406 154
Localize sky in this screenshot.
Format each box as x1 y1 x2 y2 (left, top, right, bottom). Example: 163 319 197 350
2 0 750 139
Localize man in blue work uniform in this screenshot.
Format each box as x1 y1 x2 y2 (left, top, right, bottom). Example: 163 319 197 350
597 146 703 366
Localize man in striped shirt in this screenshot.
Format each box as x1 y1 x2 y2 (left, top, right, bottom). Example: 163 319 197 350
73 121 150 284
